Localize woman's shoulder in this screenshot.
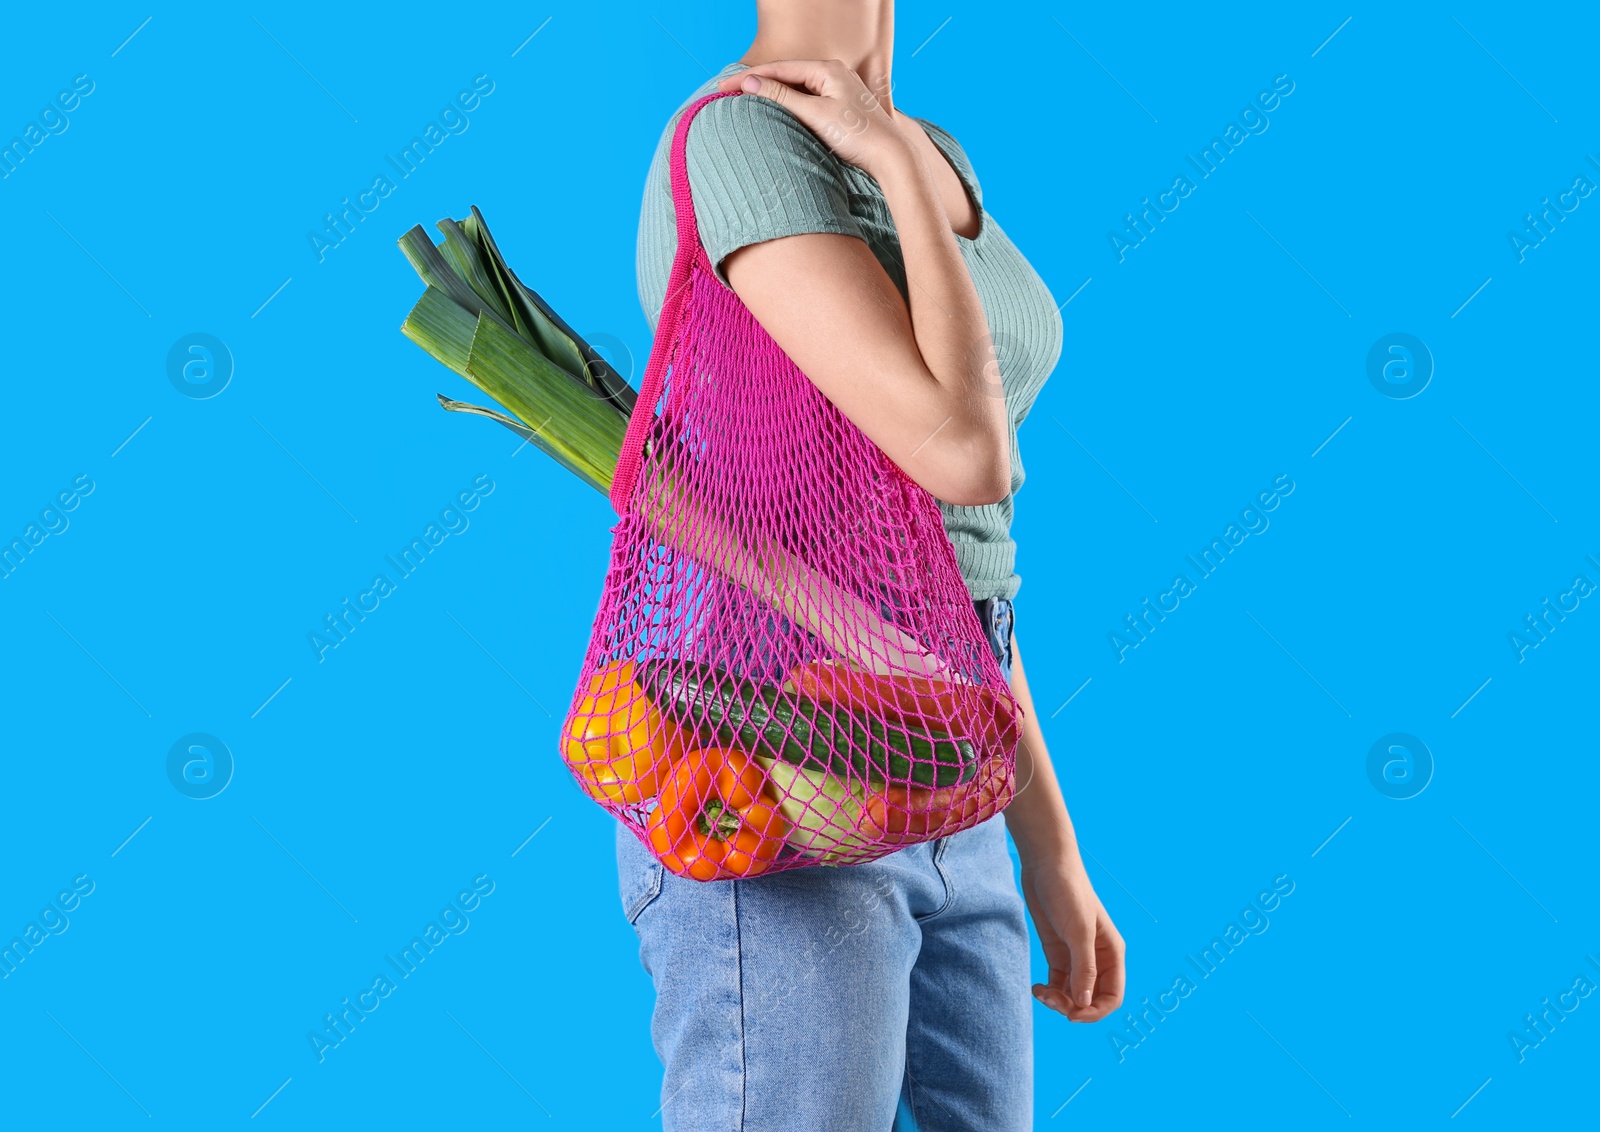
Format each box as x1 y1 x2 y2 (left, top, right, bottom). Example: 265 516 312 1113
671 79 863 237
641 69 866 297
676 83 848 175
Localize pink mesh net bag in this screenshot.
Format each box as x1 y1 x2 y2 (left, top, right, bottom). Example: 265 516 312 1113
560 92 1022 880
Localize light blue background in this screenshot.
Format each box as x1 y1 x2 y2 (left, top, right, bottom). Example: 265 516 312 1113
2 2 1595 1127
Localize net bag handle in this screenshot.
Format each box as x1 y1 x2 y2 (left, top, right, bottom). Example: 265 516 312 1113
609 90 737 515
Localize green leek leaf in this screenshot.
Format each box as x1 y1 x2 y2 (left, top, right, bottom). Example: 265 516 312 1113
446 215 590 386
466 206 637 415
400 286 477 377
398 226 518 338
436 394 607 494
435 218 530 343
464 312 626 494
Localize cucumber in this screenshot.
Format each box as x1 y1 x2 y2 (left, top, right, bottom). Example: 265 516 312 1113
640 660 976 788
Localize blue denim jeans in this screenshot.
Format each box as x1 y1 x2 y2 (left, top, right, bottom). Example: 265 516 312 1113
616 598 1031 1131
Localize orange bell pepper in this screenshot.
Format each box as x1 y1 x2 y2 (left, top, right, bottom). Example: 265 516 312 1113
647 748 790 880
787 660 1022 751
561 660 687 805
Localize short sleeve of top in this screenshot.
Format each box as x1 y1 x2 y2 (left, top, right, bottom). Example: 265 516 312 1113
679 94 867 289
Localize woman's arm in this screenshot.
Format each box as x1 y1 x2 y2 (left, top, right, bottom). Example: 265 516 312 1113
714 61 1009 507
1006 633 1127 1022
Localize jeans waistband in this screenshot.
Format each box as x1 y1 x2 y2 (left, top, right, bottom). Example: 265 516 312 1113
974 597 1015 684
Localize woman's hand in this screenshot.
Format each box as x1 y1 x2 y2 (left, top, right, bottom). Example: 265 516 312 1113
716 60 913 179
1019 851 1126 1022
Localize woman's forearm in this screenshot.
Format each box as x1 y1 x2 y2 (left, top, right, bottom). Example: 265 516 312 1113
1002 633 1082 864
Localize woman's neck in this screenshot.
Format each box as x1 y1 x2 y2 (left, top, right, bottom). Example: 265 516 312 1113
740 0 895 111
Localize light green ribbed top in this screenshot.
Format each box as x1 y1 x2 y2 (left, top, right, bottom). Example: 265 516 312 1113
637 62 1061 601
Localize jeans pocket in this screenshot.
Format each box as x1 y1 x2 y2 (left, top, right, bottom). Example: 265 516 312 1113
620 850 665 925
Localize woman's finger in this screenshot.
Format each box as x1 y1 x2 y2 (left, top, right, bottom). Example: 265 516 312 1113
1031 982 1072 1016
735 71 812 112
1030 962 1070 1015
718 58 842 98
1096 923 1127 1011
1068 923 1099 1009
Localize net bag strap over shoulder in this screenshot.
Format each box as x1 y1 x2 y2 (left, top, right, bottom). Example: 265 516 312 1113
609 91 728 515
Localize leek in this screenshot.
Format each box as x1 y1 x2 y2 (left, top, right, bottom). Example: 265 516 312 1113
397 206 633 494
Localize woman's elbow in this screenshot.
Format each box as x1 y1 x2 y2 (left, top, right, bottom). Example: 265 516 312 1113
937 465 1011 507
916 434 1011 507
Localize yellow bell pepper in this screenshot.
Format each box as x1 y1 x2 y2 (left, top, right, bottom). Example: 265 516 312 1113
561 660 686 805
